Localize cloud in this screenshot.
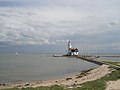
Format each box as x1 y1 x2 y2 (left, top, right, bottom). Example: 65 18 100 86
0 9 120 46
0 0 120 52
1 0 120 17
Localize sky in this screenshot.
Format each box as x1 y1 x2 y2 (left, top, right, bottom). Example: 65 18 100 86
0 0 120 53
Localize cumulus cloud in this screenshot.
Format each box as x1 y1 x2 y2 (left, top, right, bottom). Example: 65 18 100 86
0 9 120 45
0 0 120 52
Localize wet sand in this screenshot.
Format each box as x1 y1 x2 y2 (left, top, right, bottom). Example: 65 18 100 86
0 64 112 89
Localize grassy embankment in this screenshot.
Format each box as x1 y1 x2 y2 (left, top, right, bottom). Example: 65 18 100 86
101 60 120 67
2 85 64 90
1 61 120 90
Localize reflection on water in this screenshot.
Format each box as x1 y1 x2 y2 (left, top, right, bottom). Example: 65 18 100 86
0 54 97 83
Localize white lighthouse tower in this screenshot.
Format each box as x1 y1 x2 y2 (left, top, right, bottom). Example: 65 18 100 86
68 41 72 55
67 41 79 56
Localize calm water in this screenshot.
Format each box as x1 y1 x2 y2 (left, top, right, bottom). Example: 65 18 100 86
81 53 120 61
0 54 97 83
99 57 120 61
95 53 120 61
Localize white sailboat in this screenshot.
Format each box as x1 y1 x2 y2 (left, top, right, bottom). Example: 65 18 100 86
15 52 19 55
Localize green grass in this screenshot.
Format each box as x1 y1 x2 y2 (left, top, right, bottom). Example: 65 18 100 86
2 61 120 90
73 80 106 90
74 68 120 90
2 85 64 90
2 69 120 90
101 60 120 67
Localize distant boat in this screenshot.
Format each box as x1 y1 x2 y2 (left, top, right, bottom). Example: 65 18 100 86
15 52 19 55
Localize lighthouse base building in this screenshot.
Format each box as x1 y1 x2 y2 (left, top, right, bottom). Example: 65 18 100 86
67 41 79 56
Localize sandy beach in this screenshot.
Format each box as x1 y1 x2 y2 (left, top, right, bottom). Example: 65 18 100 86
0 64 112 89
106 79 120 90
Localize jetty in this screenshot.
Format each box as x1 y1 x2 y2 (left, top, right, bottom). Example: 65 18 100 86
54 41 120 69
76 55 104 65
53 54 104 65
55 41 104 65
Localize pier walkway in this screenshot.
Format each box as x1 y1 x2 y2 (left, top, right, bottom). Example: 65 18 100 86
76 55 104 65
53 54 120 69
76 55 120 70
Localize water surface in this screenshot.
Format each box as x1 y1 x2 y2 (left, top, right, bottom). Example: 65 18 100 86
0 54 97 83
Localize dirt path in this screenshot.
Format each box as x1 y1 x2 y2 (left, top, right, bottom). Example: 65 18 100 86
106 79 120 90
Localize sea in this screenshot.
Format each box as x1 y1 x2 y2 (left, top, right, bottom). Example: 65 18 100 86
0 53 98 83
98 53 120 61
82 53 120 61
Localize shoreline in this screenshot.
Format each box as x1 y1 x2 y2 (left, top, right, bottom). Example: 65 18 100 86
0 64 111 89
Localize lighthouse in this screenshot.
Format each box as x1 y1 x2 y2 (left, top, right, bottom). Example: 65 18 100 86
68 41 72 55
67 41 79 56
